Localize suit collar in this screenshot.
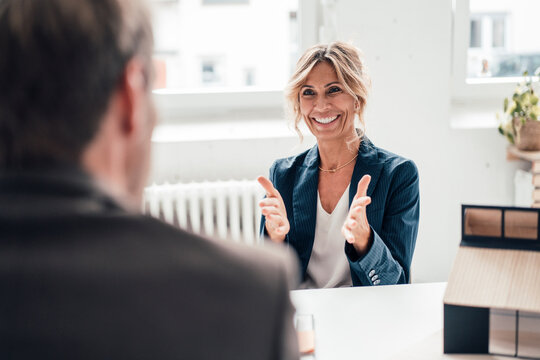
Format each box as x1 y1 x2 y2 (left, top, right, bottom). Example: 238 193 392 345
0 165 126 219
349 137 385 205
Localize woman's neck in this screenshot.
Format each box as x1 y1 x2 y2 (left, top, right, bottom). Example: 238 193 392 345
318 135 361 170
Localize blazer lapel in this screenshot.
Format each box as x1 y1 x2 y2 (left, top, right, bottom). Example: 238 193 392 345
292 145 319 275
349 137 385 207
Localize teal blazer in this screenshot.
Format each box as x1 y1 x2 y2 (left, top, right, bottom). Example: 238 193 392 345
260 137 419 286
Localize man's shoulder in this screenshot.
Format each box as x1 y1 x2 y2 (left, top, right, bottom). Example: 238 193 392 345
116 214 299 290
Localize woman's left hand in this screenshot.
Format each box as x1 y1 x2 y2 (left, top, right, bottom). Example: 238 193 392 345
341 174 373 255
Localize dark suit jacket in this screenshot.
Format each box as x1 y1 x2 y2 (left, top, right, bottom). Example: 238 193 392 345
261 137 420 287
0 166 299 360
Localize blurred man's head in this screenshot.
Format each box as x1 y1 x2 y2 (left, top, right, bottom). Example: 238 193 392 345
0 0 156 205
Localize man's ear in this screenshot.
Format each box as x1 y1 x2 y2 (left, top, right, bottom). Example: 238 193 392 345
117 59 147 136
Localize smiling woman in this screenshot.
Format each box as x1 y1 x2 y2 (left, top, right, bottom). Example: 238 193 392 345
258 42 420 289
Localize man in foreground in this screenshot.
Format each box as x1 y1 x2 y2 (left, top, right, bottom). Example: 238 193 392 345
0 0 298 358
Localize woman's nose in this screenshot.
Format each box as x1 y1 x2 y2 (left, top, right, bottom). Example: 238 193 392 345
314 95 330 111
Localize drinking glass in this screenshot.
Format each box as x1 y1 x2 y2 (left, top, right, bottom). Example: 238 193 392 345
295 313 315 358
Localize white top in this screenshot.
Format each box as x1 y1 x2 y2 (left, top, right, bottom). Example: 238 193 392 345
300 186 353 289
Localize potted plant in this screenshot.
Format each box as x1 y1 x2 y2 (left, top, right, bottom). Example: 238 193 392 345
498 69 540 151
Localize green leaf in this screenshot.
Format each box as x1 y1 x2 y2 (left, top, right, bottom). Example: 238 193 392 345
504 97 509 112
507 133 515 144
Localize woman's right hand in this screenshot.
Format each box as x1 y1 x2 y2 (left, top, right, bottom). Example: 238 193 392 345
257 176 290 243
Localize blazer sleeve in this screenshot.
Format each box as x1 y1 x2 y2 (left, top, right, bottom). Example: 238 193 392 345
345 159 420 286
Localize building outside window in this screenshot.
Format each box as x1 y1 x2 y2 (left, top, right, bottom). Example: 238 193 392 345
469 16 482 48
201 58 224 85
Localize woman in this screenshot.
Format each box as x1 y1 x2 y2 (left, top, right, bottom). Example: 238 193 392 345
258 42 419 288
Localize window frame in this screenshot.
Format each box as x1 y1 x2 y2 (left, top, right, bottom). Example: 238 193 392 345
152 0 320 121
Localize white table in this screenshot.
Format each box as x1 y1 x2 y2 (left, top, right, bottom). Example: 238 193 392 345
291 282 514 360
290 282 447 359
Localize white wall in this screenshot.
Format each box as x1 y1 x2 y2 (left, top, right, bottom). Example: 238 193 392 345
149 0 528 283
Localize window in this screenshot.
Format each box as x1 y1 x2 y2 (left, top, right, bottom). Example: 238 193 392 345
151 0 298 90
452 0 540 101
150 0 303 118
467 13 508 78
467 0 540 80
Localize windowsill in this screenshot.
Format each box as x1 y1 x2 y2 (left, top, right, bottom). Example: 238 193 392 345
466 76 539 85
153 89 285 120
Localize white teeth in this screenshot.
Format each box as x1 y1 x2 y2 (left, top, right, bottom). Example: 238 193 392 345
314 115 338 124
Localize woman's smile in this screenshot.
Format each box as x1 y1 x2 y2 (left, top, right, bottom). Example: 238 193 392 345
312 114 340 125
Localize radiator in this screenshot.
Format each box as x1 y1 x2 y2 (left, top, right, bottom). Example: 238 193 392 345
143 180 265 245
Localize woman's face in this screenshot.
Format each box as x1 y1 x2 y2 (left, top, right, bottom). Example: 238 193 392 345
299 61 357 143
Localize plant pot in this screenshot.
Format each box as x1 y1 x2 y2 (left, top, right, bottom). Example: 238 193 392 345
514 118 540 151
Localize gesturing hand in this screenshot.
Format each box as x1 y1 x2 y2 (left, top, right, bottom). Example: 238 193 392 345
257 176 290 243
342 175 373 255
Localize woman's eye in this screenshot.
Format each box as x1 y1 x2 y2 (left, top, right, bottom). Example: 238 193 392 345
328 86 342 94
302 89 315 96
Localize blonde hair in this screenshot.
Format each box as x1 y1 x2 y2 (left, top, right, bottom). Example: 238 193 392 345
285 41 371 141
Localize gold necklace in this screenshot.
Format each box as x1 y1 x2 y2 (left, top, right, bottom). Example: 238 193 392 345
318 153 359 173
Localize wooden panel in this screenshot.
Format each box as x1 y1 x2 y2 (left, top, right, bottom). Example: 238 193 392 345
464 208 502 237
444 247 540 312
504 211 538 239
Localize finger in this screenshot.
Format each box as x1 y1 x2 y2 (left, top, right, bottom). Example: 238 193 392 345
266 217 288 236
265 215 281 229
259 198 281 208
347 219 357 229
266 213 282 222
355 175 371 199
257 176 280 198
342 225 355 243
276 224 289 234
351 204 370 216
350 196 371 209
261 207 282 217
264 213 284 222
